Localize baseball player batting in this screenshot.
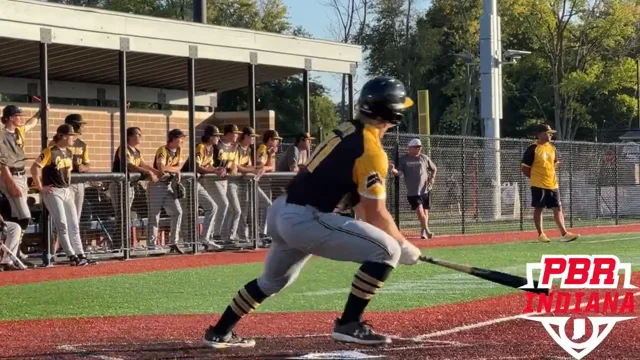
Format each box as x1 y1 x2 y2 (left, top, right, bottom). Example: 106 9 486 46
203 76 422 348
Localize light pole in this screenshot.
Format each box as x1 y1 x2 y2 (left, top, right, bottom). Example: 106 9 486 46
454 52 474 135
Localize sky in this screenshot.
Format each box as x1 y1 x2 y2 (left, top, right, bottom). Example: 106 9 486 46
282 0 366 103
283 0 431 103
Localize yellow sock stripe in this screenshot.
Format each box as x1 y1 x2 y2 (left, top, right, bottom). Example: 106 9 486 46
229 300 245 317
356 270 384 288
351 286 374 300
232 293 253 314
352 277 378 295
239 288 260 309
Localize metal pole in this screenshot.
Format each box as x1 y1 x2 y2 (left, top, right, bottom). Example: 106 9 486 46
636 58 639 128
39 41 51 265
394 128 400 227
249 64 258 249
119 50 130 260
193 0 207 23
461 138 467 234
614 144 619 225
348 74 354 122
569 142 574 228
480 0 502 220
519 141 525 231
465 63 472 134
303 69 311 133
188 57 198 254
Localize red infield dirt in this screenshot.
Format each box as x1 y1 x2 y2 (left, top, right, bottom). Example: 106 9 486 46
1 224 638 359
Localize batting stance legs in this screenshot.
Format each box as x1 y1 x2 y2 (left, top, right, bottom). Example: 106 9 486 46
204 195 401 347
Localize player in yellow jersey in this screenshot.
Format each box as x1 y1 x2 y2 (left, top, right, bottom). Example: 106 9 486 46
521 124 579 243
203 76 422 348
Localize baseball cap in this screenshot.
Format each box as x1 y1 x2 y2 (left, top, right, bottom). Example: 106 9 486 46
56 124 77 136
242 126 259 137
167 129 185 140
223 124 242 134
64 114 87 126
408 138 422 147
204 125 223 136
297 132 315 141
535 124 556 134
2 105 23 118
263 129 283 142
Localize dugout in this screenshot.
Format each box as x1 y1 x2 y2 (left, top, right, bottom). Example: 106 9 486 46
0 0 361 259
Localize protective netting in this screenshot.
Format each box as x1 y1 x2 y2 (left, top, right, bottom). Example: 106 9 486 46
382 133 640 235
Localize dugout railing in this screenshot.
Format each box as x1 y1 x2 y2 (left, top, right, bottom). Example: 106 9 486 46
14 136 639 263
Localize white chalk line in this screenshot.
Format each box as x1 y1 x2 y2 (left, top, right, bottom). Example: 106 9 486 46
583 236 639 244
58 344 125 360
415 291 640 340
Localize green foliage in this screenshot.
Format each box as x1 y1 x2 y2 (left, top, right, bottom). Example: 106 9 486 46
361 0 640 140
310 95 339 139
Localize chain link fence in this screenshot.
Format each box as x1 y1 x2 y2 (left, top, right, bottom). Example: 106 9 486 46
12 134 639 264
382 132 640 236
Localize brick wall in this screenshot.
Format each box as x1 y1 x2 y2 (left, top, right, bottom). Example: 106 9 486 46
1 103 276 171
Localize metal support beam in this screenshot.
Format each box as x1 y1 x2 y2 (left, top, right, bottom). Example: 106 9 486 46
39 41 51 266
248 63 258 249
119 50 130 260
194 0 207 24
347 74 354 122
303 70 311 133
187 56 198 254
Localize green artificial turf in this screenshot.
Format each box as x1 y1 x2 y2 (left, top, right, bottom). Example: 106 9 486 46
1 232 638 321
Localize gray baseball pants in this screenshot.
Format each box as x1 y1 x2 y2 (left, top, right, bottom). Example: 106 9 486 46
109 182 135 248
42 187 85 257
70 183 85 220
147 181 182 246
0 174 31 220
180 181 217 243
256 195 401 296
222 181 244 239
1 221 21 265
205 178 228 238
238 185 272 236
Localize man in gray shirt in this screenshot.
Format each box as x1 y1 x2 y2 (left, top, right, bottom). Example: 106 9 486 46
276 132 314 172
390 138 437 239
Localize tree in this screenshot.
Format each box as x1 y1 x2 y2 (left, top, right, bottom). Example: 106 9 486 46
324 0 369 122
503 0 638 139
310 95 339 139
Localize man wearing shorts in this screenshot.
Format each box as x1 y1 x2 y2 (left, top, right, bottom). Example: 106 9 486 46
521 124 579 243
0 104 44 267
390 138 436 239
202 76 422 348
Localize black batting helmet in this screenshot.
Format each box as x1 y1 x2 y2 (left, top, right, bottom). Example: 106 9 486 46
358 76 414 124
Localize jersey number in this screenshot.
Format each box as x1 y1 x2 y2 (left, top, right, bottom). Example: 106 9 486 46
305 122 356 173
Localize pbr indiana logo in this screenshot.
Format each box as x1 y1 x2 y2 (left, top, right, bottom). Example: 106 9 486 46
518 255 637 359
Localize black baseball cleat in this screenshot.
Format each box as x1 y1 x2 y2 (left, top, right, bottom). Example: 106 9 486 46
331 319 391 345
169 244 185 254
203 326 256 349
70 255 97 266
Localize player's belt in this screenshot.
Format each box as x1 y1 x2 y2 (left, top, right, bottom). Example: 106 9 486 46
9 167 25 175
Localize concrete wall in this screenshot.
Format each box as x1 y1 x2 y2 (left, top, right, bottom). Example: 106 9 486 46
2 103 275 171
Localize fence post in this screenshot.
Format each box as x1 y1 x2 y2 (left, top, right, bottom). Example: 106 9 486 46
569 142 574 228
595 144 600 220
461 137 466 234
394 130 401 228
614 144 619 225
519 140 524 231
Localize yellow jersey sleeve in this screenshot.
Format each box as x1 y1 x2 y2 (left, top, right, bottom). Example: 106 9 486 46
155 147 168 167
35 147 52 167
353 129 388 200
257 144 267 165
82 145 90 164
196 143 205 167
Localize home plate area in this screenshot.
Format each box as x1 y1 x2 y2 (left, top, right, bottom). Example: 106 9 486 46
46 315 640 360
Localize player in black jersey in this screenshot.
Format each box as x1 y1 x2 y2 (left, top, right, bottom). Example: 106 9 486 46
203 76 422 348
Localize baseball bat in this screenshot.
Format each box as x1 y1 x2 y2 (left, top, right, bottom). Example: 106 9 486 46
419 255 548 295
0 244 27 270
